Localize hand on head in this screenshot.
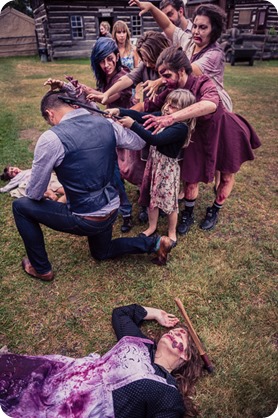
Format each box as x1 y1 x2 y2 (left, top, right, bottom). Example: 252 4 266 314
44 78 64 90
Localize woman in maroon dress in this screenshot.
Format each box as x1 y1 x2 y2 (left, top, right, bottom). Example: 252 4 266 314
143 46 261 233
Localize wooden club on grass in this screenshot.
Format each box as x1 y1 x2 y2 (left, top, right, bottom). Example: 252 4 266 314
174 297 214 373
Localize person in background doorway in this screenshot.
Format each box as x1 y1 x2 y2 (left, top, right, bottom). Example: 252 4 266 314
99 20 112 38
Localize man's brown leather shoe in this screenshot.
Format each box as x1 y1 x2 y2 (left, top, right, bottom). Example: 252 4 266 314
152 236 174 266
22 257 54 282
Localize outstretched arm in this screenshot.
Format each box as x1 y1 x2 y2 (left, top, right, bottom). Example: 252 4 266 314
112 304 179 341
129 0 176 41
143 100 217 134
101 75 133 105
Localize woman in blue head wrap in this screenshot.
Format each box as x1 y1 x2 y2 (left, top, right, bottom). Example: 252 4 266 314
88 37 134 233
88 37 133 109
44 38 135 232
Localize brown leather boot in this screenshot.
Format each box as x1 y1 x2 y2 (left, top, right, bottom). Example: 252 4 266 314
22 257 54 282
152 236 174 266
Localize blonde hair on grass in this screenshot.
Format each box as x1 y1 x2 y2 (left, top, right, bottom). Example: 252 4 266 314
162 89 196 147
112 20 132 55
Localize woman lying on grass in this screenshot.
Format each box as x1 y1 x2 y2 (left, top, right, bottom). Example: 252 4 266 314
0 304 204 417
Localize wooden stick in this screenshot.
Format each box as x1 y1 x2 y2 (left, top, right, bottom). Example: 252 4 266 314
174 297 214 373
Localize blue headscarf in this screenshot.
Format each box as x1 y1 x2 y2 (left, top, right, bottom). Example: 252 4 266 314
91 37 121 89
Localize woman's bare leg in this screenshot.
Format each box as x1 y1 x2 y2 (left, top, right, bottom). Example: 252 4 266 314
184 182 199 200
141 207 159 236
216 173 235 204
168 211 178 242
214 170 221 193
200 173 235 230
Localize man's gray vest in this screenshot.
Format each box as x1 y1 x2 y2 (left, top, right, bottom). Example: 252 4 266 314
52 113 118 214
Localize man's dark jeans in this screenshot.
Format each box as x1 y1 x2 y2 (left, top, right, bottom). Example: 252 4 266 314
13 198 157 274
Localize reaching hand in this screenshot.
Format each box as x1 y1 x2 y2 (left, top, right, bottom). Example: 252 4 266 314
118 116 135 129
44 78 64 90
87 92 103 103
142 78 164 101
105 108 120 118
101 92 109 105
128 0 153 16
143 114 175 134
156 310 180 328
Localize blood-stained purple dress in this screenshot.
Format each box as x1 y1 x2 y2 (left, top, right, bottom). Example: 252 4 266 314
180 74 261 184
0 305 184 418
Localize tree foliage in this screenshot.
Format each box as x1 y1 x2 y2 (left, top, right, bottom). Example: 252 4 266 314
3 0 33 17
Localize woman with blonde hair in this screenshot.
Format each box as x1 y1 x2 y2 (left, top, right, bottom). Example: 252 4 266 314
112 20 139 72
112 20 141 105
108 89 196 245
99 20 112 38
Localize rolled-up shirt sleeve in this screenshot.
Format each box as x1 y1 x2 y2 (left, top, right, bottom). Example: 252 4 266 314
173 27 193 53
108 119 145 150
26 131 64 200
126 61 144 86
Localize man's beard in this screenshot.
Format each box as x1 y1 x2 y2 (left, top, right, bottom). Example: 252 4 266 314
175 16 182 28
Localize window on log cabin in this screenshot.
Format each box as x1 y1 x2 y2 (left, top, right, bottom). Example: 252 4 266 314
238 9 252 26
71 16 84 39
131 15 142 36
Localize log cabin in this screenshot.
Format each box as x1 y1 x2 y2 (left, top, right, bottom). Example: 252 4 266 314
30 0 278 60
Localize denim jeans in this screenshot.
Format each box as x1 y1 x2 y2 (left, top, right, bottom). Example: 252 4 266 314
13 198 158 274
113 161 132 218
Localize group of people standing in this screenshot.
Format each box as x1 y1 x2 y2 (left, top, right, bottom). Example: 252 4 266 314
0 3 262 416
6 0 261 280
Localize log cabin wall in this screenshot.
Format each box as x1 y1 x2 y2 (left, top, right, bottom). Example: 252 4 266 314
30 0 278 59
186 0 277 35
228 0 277 34
31 0 161 59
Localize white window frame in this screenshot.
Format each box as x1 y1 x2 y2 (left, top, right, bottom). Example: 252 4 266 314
70 16 84 39
131 15 142 36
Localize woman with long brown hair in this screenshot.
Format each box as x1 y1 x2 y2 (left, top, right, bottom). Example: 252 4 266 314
0 303 204 417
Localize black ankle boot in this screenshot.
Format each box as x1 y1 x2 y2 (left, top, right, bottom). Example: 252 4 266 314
121 216 133 233
200 206 219 230
138 207 148 224
177 210 194 235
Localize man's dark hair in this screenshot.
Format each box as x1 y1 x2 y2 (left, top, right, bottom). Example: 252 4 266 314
156 46 193 75
0 166 11 181
159 0 185 15
40 91 70 120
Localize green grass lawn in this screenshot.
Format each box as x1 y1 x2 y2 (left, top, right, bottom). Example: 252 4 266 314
0 56 277 418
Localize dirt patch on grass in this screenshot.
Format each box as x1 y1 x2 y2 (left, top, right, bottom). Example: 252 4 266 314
19 128 41 151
